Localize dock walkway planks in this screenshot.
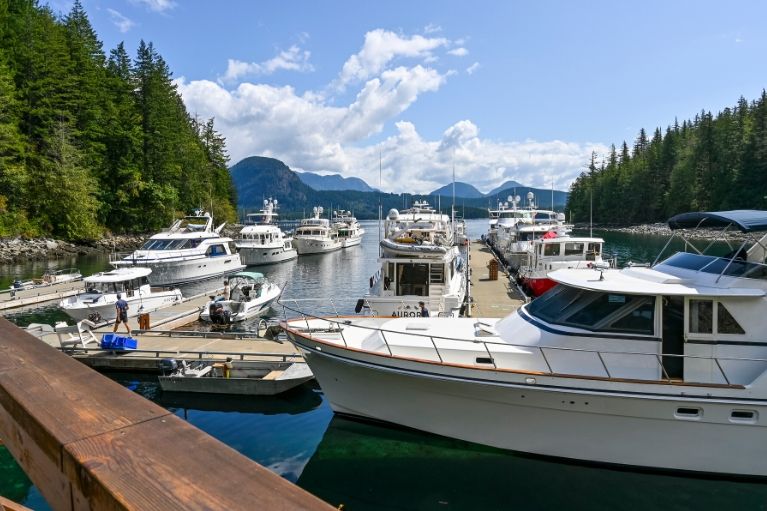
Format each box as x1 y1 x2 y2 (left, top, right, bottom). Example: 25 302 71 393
467 240 526 318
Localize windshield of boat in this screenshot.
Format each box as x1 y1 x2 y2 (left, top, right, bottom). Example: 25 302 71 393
140 238 202 250
658 252 767 280
527 285 656 335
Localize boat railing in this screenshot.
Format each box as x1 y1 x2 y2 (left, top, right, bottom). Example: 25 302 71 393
278 300 761 386
110 250 210 264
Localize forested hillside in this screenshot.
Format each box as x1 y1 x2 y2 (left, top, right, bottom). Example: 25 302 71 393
567 93 767 224
0 0 236 240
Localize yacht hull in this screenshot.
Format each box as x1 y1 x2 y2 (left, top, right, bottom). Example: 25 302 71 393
293 238 343 255
288 333 767 477
116 256 246 285
340 236 362 248
60 290 182 322
237 246 298 266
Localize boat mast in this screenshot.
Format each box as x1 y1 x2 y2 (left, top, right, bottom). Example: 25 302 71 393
452 162 456 239
378 152 382 257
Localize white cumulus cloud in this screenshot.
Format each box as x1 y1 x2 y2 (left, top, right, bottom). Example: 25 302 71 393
131 0 175 13
466 62 480 75
222 45 314 82
107 9 134 33
335 29 449 89
177 29 605 196
448 47 468 57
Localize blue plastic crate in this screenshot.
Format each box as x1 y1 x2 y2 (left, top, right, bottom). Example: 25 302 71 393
100 333 116 349
100 333 137 350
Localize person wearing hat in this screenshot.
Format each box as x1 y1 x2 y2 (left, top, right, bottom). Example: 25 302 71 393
418 301 430 317
113 293 131 333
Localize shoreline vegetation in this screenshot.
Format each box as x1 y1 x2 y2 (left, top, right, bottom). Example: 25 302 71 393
2 223 752 266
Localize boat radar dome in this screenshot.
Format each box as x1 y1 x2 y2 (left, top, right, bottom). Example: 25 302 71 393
387 208 399 220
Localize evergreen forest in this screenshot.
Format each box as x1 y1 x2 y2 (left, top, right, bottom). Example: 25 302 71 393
567 92 767 225
0 0 236 240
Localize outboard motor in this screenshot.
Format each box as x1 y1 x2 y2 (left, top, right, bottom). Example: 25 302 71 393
159 358 178 375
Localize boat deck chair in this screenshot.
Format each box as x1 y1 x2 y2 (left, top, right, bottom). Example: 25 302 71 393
56 319 99 351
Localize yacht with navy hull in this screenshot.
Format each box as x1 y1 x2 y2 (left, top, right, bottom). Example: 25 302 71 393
283 210 767 477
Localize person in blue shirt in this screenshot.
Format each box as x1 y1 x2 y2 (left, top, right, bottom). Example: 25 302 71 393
113 293 131 333
418 301 430 317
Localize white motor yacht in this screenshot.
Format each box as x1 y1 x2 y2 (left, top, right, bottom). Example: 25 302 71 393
235 199 298 266
283 210 767 477
332 210 365 248
517 232 610 297
199 271 282 324
360 202 466 318
111 210 245 285
293 207 342 255
59 267 182 323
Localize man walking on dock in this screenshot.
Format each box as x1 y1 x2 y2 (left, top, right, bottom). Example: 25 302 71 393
113 294 131 334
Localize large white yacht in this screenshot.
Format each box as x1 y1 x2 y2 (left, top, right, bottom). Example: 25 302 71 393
235 199 298 266
111 210 245 285
360 201 466 318
292 207 342 255
332 210 365 248
59 267 182 322
283 210 767 477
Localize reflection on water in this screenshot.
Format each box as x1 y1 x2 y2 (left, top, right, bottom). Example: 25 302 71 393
299 416 767 511
106 373 332 484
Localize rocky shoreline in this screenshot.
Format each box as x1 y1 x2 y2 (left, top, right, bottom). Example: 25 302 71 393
0 224 244 266
576 223 750 241
0 234 146 265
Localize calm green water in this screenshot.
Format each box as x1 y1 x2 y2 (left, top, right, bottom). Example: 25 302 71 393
2 221 767 510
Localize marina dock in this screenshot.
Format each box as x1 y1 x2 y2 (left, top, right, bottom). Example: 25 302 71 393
0 280 83 311
467 240 526 318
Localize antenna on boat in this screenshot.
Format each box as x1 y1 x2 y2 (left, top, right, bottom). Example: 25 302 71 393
589 186 593 238
378 151 382 256
452 162 456 239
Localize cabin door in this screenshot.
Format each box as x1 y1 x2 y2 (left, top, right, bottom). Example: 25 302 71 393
661 296 685 379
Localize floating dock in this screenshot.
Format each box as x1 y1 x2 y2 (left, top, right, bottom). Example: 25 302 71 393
467 240 526 318
0 280 83 312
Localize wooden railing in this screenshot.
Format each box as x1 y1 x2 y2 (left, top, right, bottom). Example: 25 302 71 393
0 317 332 511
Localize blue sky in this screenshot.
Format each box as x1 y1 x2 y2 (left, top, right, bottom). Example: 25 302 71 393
60 0 767 193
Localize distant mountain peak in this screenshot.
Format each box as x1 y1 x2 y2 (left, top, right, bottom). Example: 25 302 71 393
429 182 483 199
297 171 377 192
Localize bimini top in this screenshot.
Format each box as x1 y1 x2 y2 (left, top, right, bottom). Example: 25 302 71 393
668 210 767 232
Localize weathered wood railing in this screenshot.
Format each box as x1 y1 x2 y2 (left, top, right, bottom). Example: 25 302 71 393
0 318 333 511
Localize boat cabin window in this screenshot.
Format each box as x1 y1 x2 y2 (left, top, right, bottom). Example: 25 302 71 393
396 263 429 296
688 300 713 334
527 285 655 335
718 303 745 334
688 299 745 335
543 243 560 256
564 242 584 256
206 244 226 256
430 264 444 284
586 243 601 261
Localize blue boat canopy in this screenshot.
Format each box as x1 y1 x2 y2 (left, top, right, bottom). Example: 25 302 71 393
667 210 767 232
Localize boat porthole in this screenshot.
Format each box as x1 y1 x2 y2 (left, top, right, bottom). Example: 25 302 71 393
675 407 702 419
730 410 757 423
